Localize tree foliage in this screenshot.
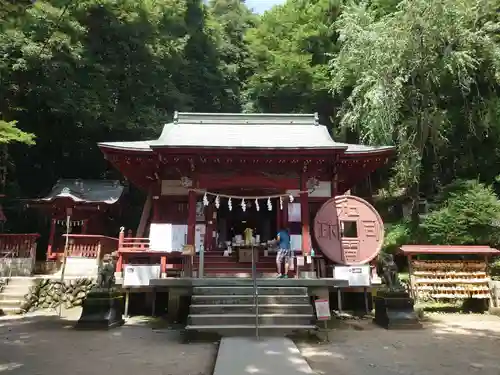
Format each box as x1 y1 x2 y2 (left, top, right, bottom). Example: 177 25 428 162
0 119 35 145
420 180 500 246
0 0 500 250
329 0 500 222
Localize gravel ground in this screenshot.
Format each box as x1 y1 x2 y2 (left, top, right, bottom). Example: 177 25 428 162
1 309 499 375
298 314 500 375
0 309 217 375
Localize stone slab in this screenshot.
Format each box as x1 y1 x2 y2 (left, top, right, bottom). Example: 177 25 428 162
213 337 316 375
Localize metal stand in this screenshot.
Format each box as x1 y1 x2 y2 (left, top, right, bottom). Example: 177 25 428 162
363 287 370 314
199 245 204 278
124 288 130 318
151 288 156 316
251 244 259 339
337 289 343 313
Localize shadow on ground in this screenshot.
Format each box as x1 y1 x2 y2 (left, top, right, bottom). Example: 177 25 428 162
296 315 500 375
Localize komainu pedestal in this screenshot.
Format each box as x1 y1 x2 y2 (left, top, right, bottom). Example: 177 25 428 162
373 291 422 329
75 290 124 330
75 253 124 330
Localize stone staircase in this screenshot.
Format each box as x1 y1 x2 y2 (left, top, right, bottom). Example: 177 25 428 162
194 251 294 278
186 281 316 336
0 277 34 315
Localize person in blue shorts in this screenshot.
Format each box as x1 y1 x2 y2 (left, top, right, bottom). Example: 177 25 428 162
275 227 291 278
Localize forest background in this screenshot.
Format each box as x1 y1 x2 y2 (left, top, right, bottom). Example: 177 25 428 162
1 0 500 274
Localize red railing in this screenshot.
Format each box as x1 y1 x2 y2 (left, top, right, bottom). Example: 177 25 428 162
116 228 186 276
0 234 39 258
62 234 119 259
118 228 150 251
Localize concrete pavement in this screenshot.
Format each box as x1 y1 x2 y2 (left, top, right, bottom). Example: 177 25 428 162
213 337 316 375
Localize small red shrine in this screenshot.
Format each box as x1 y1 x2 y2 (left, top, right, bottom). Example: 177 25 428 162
28 179 124 261
98 112 394 277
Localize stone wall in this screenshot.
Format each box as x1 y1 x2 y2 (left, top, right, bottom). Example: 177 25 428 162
22 278 95 312
0 258 35 276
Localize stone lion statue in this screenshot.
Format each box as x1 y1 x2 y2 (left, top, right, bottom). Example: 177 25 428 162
96 252 117 290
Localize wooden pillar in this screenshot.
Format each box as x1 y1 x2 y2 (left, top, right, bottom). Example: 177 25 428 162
116 228 125 273
300 175 311 255
276 200 282 229
47 218 56 260
137 190 153 237
331 157 338 197
82 219 88 234
204 204 214 251
283 199 289 227
187 190 197 246
152 198 160 222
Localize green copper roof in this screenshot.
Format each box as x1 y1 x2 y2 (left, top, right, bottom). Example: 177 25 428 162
34 179 124 204
98 112 394 154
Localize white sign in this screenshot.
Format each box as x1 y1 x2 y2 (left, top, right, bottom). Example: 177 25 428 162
172 224 188 251
123 265 161 287
290 234 302 251
334 265 371 287
288 203 301 222
296 256 305 266
314 299 331 320
149 223 172 251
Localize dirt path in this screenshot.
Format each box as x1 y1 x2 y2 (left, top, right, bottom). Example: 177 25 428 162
0 309 217 375
298 314 500 375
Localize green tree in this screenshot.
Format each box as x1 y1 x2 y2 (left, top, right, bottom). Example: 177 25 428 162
0 119 35 145
420 180 500 246
329 0 500 224
244 0 342 124
0 0 232 197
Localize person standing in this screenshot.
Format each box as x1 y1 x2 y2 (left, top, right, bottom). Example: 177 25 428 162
275 227 291 278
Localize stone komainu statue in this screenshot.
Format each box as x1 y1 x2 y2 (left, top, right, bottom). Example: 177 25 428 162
376 252 401 291
96 253 117 290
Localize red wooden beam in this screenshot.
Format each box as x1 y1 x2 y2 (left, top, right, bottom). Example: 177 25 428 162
198 174 299 190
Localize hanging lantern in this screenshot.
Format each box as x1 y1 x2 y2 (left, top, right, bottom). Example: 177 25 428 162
279 196 283 210
241 198 246 212
228 198 232 211
255 199 260 211
215 195 220 209
289 194 294 203
267 198 272 211
203 192 209 206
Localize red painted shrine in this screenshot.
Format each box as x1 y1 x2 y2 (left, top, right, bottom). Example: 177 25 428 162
98 112 394 277
28 179 124 261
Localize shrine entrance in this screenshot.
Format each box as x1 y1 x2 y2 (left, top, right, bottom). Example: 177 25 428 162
215 189 279 248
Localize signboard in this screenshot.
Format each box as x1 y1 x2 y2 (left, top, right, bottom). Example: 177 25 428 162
334 265 371 287
149 223 172 251
123 265 161 287
172 224 188 251
314 299 331 320
288 203 301 222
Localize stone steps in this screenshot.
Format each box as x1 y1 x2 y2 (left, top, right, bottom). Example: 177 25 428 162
192 295 310 305
190 303 313 315
193 286 307 296
188 313 313 326
0 276 35 315
187 284 315 336
184 324 315 336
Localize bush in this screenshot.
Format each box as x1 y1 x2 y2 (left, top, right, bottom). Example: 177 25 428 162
420 180 500 246
382 220 414 254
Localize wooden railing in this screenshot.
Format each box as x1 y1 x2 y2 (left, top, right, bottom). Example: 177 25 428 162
0 234 40 258
62 234 119 259
116 228 186 276
118 229 150 251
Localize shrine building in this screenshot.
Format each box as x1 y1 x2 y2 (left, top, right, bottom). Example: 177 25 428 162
98 112 394 278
